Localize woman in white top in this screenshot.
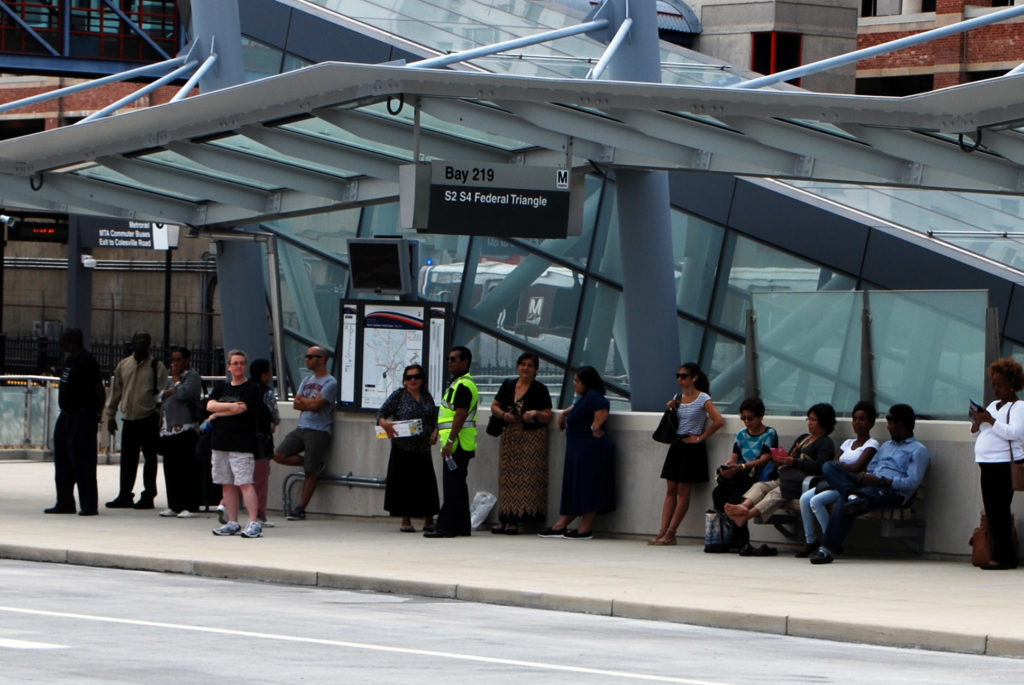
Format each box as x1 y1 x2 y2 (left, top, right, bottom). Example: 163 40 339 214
971 357 1024 570
796 401 879 557
648 362 724 546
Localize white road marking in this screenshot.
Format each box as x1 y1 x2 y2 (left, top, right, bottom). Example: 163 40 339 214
0 637 65 649
0 605 731 684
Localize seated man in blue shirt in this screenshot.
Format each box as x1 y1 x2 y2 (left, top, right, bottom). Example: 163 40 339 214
810 403 930 565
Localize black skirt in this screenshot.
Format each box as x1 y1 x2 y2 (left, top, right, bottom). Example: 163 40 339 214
660 438 709 483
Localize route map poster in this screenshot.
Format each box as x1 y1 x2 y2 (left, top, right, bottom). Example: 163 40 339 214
336 300 451 411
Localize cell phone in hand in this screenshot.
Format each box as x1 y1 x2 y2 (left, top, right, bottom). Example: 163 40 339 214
969 399 983 417
770 447 788 462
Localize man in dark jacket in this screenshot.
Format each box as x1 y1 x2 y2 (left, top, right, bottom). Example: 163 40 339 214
46 328 104 516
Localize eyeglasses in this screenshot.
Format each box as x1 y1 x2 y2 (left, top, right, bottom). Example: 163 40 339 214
676 373 691 379
740 414 759 422
305 354 324 359
403 373 423 381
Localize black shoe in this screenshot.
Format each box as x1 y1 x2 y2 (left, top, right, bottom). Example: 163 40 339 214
286 506 306 521
44 505 75 514
505 526 519 535
78 510 98 517
979 561 1011 571
809 548 834 565
795 541 818 558
844 496 871 516
562 529 593 540
490 524 507 534
133 498 155 510
537 527 565 538
738 543 756 556
423 529 455 538
105 496 134 508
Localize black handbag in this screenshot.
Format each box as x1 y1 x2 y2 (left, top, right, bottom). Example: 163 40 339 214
652 399 679 444
486 414 504 437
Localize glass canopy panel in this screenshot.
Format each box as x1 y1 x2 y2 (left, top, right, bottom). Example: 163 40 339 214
752 291 863 417
787 182 1024 271
345 101 535 152
282 118 413 162
209 135 364 178
73 164 203 201
138 150 284 190
869 290 986 420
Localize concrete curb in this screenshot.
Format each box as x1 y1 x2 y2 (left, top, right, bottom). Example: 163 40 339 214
3 542 1022 658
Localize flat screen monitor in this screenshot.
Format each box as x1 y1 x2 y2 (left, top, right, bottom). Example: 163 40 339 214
347 238 413 296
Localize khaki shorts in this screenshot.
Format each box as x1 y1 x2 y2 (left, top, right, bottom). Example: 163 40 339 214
211 449 255 486
276 428 332 475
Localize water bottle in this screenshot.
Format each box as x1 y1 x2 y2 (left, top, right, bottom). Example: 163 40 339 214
444 455 457 471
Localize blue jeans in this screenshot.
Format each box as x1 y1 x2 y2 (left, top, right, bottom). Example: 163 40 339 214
799 487 839 544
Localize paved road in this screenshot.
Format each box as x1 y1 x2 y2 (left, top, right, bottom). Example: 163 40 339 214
1 561 1022 684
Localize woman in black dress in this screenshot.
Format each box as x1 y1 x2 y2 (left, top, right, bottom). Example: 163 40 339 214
377 364 439 533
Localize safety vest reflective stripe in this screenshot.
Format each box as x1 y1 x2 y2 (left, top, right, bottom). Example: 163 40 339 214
437 420 476 429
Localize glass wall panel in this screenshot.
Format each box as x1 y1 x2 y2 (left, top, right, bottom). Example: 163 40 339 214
241 36 284 80
459 238 581 362
572 278 628 395
591 181 621 283
711 233 856 336
671 209 724 319
269 208 361 261
678 316 704 368
870 291 986 419
453 325 565 403
752 292 863 417
528 174 602 269
701 331 745 413
275 241 346 361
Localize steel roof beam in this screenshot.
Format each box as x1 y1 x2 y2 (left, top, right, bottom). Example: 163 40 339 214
238 125 404 182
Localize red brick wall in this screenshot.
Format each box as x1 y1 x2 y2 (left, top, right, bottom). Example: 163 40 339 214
0 80 180 127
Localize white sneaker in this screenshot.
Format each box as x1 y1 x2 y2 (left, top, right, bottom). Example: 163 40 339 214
212 521 241 536
216 504 227 525
241 521 263 538
158 509 177 517
260 520 275 528
176 510 197 519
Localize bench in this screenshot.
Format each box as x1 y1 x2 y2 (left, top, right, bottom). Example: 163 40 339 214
761 476 927 550
280 470 386 515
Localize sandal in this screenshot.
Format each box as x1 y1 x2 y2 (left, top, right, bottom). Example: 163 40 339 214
491 524 507 535
652 529 677 546
647 528 668 545
399 525 416 533
504 525 519 535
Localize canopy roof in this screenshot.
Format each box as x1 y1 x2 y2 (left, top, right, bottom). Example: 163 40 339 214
1 61 1024 230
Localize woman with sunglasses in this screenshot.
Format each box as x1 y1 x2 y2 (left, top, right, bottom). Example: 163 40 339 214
649 362 725 545
490 352 553 535
377 364 439 533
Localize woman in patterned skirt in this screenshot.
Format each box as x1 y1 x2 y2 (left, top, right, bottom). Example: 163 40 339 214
489 352 553 534
377 364 439 533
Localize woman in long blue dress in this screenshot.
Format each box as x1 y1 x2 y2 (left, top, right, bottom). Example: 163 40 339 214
537 366 615 540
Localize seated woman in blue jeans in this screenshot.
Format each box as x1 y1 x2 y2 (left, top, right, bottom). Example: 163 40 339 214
796 401 878 557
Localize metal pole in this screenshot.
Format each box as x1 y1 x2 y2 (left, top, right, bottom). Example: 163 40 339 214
265 235 287 399
734 3 1024 89
744 309 760 400
409 19 609 69
587 17 633 80
163 249 172 349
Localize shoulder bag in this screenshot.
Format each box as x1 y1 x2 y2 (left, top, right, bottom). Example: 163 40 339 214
1004 401 1024 491
652 395 680 444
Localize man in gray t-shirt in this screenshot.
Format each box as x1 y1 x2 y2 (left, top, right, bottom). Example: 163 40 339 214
273 346 338 520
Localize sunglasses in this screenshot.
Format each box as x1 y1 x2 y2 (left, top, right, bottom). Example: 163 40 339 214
403 373 423 381
305 354 324 359
676 373 691 379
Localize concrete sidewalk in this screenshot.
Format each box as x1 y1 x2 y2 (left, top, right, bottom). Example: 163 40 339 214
1 459 1020 658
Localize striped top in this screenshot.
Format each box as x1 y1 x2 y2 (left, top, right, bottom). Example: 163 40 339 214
675 392 711 436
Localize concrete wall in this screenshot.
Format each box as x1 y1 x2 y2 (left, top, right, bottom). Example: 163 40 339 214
268 408 1004 559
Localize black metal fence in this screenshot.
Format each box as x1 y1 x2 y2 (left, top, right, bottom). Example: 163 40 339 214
0 334 225 378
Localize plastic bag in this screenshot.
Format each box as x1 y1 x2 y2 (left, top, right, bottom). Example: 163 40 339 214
469 490 497 529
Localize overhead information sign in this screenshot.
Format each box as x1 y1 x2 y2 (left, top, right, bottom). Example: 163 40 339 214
400 162 582 238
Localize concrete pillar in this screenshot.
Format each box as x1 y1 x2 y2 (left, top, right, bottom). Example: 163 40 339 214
605 0 681 410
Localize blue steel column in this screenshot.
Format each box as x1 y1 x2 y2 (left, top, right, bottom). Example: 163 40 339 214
605 1 679 410
185 1 271 364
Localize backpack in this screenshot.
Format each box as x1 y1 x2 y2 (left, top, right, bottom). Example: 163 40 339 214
703 509 735 553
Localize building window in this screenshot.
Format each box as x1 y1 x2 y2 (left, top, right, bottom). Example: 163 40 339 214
856 74 934 96
751 32 802 85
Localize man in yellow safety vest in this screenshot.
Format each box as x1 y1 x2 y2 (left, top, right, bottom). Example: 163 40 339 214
425 345 478 538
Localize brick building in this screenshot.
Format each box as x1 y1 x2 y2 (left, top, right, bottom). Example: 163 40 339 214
857 0 1024 93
